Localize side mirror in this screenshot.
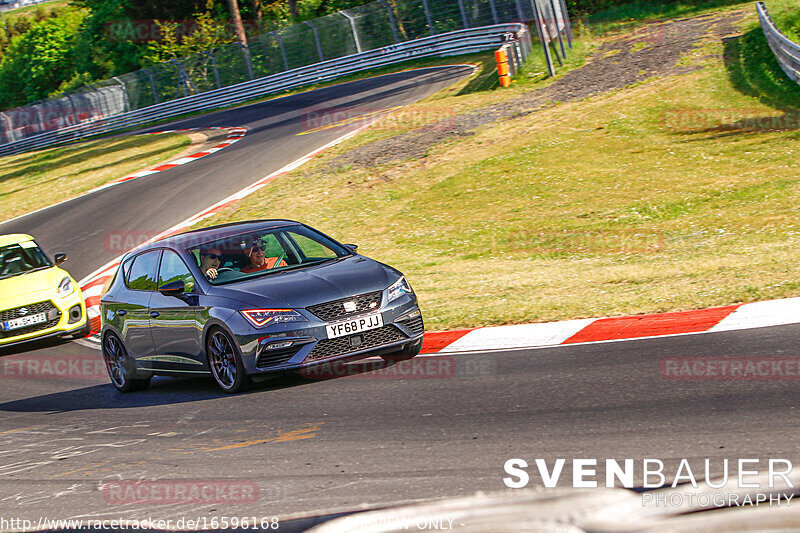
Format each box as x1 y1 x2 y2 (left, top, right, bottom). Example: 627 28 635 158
344 244 358 253
54 253 67 265
159 280 185 296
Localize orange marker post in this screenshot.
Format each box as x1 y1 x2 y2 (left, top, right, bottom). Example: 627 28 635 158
495 47 511 87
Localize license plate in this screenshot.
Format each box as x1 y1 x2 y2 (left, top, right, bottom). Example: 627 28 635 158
326 313 383 339
3 312 47 331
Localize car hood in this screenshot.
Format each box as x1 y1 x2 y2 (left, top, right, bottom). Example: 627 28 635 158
209 256 396 309
0 266 69 310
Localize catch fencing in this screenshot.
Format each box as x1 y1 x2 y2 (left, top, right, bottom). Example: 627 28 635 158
0 0 570 154
757 2 800 84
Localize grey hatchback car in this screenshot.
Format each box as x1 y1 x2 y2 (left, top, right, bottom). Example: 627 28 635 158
100 220 424 393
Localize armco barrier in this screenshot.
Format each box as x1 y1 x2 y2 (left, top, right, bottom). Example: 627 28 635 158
0 24 528 157
757 2 800 84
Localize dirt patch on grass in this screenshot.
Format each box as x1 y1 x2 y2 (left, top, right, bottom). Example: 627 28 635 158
328 10 745 170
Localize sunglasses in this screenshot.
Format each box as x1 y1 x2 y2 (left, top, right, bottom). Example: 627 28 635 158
202 253 222 259
251 246 266 252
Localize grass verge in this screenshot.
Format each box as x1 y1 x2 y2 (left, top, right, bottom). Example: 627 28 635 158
186 5 800 331
0 133 190 223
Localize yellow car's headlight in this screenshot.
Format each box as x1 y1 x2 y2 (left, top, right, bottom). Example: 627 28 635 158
56 276 74 298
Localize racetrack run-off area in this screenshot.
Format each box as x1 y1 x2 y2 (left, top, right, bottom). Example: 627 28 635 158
0 4 800 529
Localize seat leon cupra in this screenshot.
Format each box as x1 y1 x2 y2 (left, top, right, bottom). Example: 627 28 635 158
100 220 424 392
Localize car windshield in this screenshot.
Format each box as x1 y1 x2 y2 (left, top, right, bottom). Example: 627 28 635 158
0 241 52 280
187 225 351 285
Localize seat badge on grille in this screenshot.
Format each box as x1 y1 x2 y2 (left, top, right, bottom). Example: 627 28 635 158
343 301 357 312
18 307 29 317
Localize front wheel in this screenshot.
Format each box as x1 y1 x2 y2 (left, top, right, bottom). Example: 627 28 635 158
380 339 422 362
102 332 151 392
207 327 251 393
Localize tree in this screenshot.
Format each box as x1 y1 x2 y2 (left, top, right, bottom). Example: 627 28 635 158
0 10 84 108
226 0 247 46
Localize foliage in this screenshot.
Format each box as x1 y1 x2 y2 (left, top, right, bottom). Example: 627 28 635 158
0 9 85 108
143 11 235 64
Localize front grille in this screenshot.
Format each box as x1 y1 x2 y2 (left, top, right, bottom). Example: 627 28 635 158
0 301 56 322
307 291 382 322
398 315 424 336
305 324 407 363
256 347 300 369
0 301 60 339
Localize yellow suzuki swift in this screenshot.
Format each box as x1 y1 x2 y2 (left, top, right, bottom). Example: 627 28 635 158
0 234 88 347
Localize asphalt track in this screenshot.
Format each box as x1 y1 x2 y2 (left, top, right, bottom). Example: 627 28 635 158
0 66 798 527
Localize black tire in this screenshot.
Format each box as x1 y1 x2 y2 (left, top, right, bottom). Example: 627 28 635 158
380 339 423 362
206 327 251 393
102 332 151 392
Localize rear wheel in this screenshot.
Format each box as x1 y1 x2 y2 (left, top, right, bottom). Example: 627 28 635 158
102 332 151 392
207 327 251 393
380 339 422 362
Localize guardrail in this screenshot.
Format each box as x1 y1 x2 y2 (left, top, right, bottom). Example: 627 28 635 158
757 1 800 84
0 0 53 13
0 23 528 157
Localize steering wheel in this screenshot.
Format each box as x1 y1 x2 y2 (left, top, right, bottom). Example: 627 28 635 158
216 267 234 273
270 252 287 269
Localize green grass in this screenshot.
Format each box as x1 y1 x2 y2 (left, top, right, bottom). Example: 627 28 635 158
183 5 800 330
0 133 191 222
582 0 748 35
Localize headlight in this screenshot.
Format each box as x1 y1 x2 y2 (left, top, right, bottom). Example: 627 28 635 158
56 276 74 298
241 309 307 328
387 276 413 303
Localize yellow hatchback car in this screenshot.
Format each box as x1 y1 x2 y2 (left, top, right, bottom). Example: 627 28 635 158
0 234 88 347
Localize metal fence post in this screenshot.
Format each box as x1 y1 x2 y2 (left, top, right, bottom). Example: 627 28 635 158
143 68 159 105
205 51 222 88
420 0 436 36
112 76 131 113
514 0 525 21
557 0 572 48
549 0 567 59
377 0 400 43
532 0 554 76
304 21 325 62
241 44 255 80
341 10 362 53
488 0 499 24
271 31 290 70
457 0 469 28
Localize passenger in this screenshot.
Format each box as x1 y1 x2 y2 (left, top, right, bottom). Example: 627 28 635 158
199 247 223 280
241 242 287 273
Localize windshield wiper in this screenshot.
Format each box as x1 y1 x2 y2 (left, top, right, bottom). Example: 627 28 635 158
0 265 50 280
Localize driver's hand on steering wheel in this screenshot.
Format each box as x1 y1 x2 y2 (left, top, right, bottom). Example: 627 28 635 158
205 268 218 280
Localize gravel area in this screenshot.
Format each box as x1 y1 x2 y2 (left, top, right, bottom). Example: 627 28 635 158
328 10 745 170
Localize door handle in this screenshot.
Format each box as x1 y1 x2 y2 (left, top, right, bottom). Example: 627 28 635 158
116 310 127 316
149 311 160 318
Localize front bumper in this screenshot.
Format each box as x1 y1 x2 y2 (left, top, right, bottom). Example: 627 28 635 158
230 295 424 375
0 290 87 347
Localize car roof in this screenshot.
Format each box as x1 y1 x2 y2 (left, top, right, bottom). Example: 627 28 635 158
132 220 302 253
0 234 34 247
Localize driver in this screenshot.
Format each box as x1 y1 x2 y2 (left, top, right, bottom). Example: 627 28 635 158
199 247 223 280
241 241 287 273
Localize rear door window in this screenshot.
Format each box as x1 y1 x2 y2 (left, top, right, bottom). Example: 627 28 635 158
126 251 161 291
